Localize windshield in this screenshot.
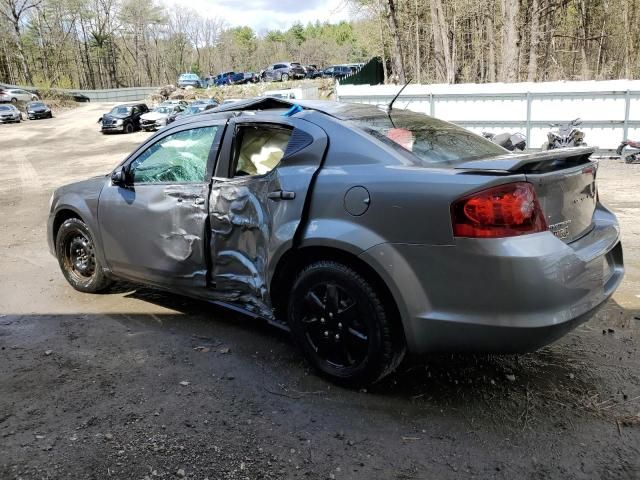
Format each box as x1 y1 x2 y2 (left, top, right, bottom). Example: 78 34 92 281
154 107 172 114
180 74 198 80
29 102 45 108
184 106 203 114
350 109 506 167
0 105 12 111
109 106 132 116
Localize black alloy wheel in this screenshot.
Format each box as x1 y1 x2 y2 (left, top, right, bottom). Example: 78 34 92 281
289 261 405 386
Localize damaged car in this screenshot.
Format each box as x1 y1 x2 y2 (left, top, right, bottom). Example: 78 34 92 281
47 98 624 386
140 104 185 131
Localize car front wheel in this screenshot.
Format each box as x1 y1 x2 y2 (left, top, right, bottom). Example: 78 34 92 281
288 260 405 387
124 122 134 134
56 218 112 293
281 73 289 81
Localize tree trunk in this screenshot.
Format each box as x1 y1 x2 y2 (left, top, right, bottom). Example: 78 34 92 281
376 0 388 83
486 8 497 82
527 0 540 81
385 0 406 83
500 0 519 82
430 0 454 83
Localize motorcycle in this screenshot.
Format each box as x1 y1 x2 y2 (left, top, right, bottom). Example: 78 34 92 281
482 131 527 151
542 118 586 150
616 139 640 164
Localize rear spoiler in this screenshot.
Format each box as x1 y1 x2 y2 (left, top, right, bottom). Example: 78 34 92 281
456 146 595 173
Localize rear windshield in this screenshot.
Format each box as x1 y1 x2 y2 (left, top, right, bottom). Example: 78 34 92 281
350 109 505 167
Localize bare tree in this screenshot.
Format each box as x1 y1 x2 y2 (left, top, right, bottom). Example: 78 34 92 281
0 0 42 83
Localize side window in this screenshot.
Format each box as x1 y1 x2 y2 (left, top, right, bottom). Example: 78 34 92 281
130 126 218 184
132 107 139 115
232 125 292 177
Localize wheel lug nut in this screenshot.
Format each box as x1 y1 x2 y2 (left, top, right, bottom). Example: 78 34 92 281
338 323 343 329
335 334 340 341
329 312 334 319
320 317 325 323
324 331 329 337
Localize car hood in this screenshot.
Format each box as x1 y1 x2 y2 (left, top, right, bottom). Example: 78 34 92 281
53 175 107 204
103 114 128 122
29 106 48 112
142 112 168 120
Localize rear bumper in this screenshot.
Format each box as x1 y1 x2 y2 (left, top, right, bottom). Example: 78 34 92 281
360 204 624 354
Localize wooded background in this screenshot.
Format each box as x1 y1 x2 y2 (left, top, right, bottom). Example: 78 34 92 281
1 0 639 89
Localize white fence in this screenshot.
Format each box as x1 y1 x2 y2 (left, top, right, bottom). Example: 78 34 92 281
336 80 640 151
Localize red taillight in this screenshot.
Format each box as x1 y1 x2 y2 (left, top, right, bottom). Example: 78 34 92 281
451 182 547 238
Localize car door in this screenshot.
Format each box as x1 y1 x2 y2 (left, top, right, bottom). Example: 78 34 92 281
97 120 226 288
207 116 328 317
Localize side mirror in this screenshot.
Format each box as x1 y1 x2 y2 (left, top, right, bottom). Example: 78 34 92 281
111 166 130 187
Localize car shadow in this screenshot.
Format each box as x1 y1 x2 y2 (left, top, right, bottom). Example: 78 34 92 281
91 283 636 425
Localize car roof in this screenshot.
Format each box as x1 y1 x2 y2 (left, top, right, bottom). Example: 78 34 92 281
170 97 386 127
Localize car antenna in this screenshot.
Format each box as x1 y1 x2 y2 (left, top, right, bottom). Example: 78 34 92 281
387 78 412 113
385 78 412 127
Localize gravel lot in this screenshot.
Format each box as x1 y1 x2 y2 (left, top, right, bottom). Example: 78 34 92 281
0 103 639 480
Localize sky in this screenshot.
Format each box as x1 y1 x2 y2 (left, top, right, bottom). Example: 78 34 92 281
161 0 353 33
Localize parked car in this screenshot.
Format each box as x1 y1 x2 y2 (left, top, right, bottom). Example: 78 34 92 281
191 98 219 107
261 62 306 82
47 98 623 387
0 104 22 123
0 88 39 103
100 103 148 134
177 73 204 89
160 99 189 108
304 65 321 79
238 72 259 84
70 92 90 102
26 101 53 120
140 104 185 131
213 71 245 86
321 65 354 80
175 103 216 119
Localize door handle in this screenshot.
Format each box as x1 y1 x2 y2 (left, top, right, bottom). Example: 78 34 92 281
267 190 296 200
193 197 205 206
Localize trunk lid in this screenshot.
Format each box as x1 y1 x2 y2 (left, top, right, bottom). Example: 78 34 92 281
456 147 597 243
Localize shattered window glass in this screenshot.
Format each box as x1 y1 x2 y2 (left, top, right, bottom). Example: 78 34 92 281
233 126 292 176
130 126 217 184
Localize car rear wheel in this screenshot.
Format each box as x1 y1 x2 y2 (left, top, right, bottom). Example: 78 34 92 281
281 73 289 82
56 218 112 293
288 260 405 387
124 122 134 134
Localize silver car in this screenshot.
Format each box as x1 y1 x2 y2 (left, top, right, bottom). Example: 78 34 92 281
0 104 22 123
0 88 38 103
47 99 624 386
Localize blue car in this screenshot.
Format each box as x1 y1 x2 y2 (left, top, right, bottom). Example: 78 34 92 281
213 71 245 86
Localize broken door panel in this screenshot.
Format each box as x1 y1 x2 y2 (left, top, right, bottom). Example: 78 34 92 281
208 118 328 318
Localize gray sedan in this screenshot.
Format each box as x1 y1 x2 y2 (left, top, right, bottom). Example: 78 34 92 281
47 98 624 386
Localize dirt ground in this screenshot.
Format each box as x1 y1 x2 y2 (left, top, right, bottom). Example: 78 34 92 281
0 103 639 480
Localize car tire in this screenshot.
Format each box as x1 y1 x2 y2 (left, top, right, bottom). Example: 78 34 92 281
124 122 134 134
281 73 289 82
56 218 112 293
11 97 17 103
288 260 405 387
